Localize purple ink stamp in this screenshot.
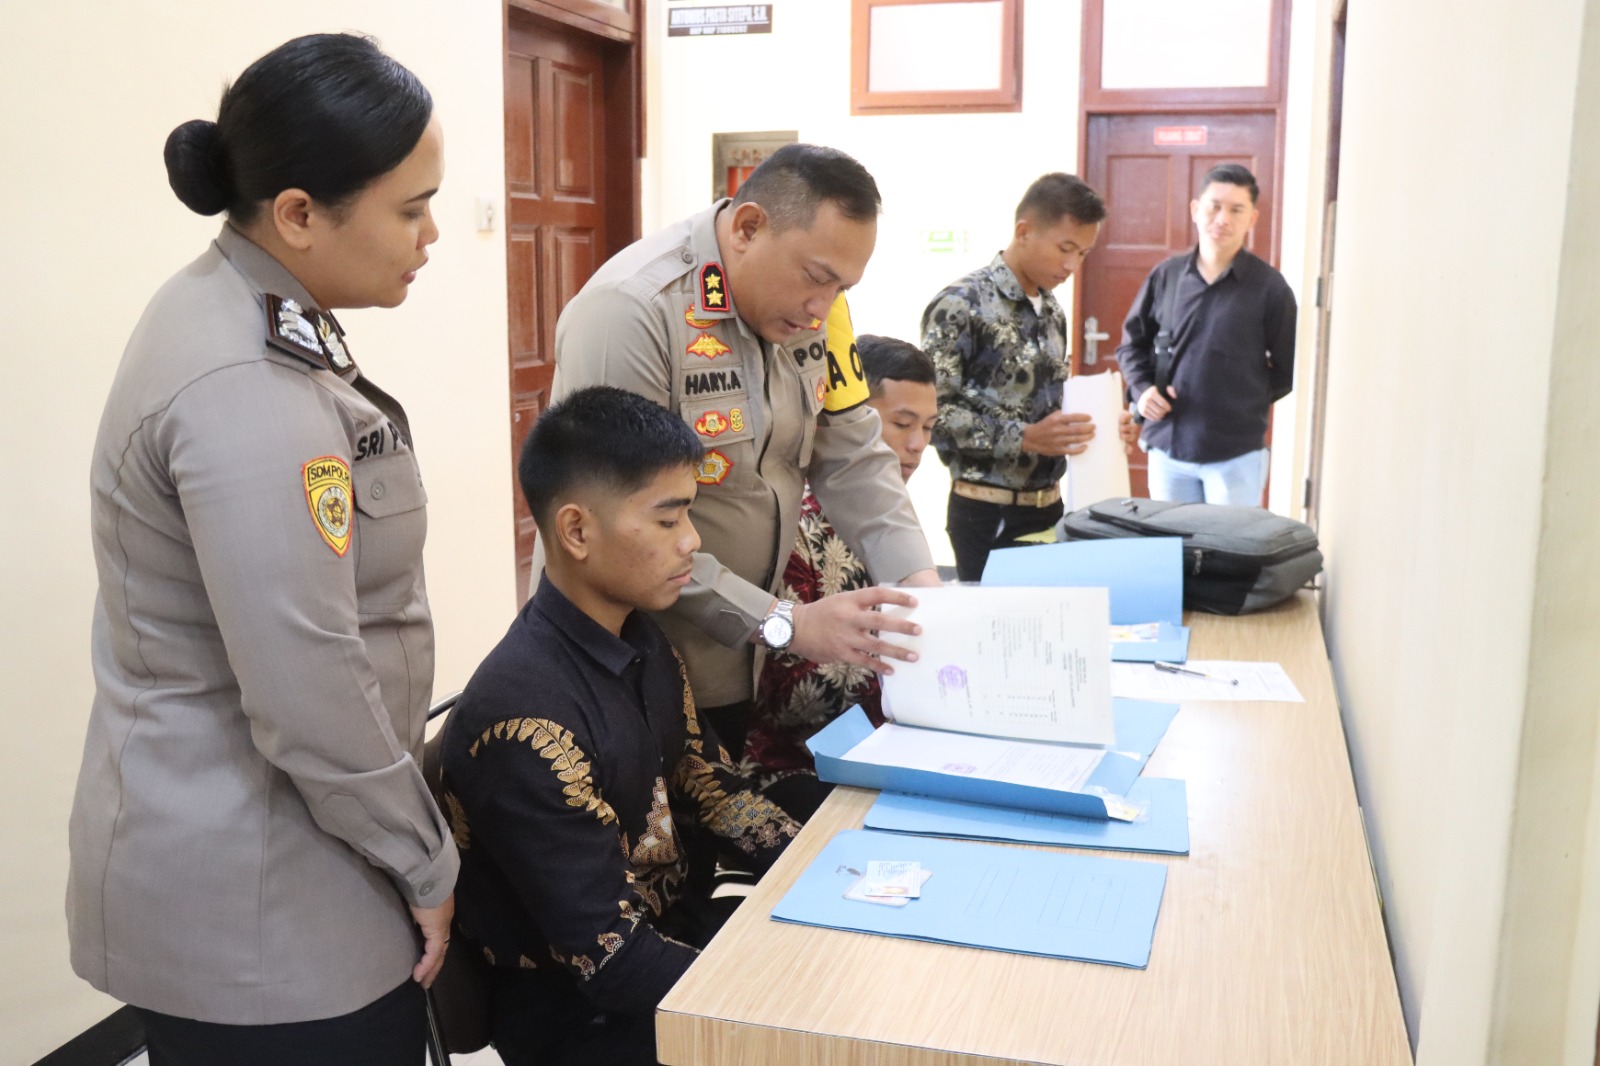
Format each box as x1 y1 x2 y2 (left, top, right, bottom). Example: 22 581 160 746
938 664 967 689
941 762 978 775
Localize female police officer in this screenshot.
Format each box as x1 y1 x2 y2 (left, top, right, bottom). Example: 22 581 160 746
67 34 457 1064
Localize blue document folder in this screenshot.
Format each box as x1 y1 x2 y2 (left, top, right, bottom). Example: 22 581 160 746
863 776 1190 855
770 829 1168 967
981 538 1191 662
808 700 1179 820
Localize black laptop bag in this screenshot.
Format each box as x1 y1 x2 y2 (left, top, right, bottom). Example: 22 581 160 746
1059 498 1323 615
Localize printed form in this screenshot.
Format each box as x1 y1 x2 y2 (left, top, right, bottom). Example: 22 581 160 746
841 723 1106 793
1110 660 1306 702
877 585 1115 745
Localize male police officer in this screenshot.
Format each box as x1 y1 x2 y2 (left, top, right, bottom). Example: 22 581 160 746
548 144 938 753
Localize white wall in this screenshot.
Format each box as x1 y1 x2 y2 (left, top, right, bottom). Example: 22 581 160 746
1318 0 1600 1061
0 5 512 1059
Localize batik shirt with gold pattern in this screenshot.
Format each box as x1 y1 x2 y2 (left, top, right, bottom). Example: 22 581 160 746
440 576 798 1014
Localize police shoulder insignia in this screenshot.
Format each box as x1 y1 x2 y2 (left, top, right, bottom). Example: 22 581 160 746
303 455 353 556
694 449 733 485
686 332 732 359
699 262 727 313
265 295 330 370
685 307 718 329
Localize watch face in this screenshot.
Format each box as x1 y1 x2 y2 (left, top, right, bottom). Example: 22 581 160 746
762 615 794 648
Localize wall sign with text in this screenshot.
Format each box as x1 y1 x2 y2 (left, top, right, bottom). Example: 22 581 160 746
668 4 773 36
1154 125 1209 146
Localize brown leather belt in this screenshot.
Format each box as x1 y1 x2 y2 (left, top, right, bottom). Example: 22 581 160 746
952 480 1061 507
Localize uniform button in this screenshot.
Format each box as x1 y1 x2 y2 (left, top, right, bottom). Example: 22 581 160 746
371 481 386 500
680 250 694 264
420 881 436 896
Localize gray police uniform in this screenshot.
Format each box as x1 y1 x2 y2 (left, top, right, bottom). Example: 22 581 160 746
549 200 934 706
68 225 458 1025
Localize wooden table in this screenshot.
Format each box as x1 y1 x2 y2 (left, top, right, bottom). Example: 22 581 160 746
657 592 1412 1065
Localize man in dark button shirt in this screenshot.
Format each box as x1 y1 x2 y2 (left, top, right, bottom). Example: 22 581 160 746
440 386 799 1066
1117 163 1298 506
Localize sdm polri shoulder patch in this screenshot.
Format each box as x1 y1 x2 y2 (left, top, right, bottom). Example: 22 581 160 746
303 455 353 556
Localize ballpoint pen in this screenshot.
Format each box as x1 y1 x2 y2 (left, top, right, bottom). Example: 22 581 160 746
1154 661 1239 685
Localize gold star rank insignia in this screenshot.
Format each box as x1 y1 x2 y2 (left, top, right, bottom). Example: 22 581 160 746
699 262 726 313
302 456 353 556
694 449 733 485
686 332 732 359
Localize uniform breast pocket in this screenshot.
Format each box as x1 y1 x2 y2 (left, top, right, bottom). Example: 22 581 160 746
350 452 429 613
679 397 759 495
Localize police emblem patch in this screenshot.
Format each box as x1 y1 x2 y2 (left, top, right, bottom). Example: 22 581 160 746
694 449 732 485
302 455 353 556
694 410 729 438
686 332 732 359
729 407 745 432
685 307 717 329
699 262 727 313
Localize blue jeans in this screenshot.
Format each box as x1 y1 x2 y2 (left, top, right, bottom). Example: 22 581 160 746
1147 447 1269 506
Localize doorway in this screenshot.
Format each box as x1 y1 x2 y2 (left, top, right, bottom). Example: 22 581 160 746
1077 111 1280 496
1075 0 1290 500
503 2 641 601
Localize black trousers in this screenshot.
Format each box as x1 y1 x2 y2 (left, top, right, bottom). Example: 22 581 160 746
136 978 424 1066
488 967 657 1066
945 491 1064 582
487 892 738 1066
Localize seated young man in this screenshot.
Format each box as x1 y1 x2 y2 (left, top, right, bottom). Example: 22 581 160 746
745 335 940 821
440 386 800 1066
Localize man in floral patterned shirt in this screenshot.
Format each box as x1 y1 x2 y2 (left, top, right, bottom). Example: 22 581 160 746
441 387 798 1065
922 173 1109 581
747 336 940 820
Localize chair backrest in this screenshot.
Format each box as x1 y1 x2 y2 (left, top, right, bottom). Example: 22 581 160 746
422 693 494 1056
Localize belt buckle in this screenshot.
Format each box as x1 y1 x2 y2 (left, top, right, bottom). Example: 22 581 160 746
1018 487 1044 507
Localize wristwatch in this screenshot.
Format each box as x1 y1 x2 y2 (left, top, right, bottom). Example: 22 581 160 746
758 599 796 650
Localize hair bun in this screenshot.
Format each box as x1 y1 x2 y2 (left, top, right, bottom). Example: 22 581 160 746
164 119 230 216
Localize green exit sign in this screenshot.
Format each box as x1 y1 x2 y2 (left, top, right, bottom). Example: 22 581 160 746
922 229 969 254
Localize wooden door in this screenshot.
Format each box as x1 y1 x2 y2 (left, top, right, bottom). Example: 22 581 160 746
1078 111 1279 496
505 16 610 601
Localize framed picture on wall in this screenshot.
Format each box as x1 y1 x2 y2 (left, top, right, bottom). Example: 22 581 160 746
711 130 798 201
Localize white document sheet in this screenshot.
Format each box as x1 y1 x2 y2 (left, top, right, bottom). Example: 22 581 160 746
1062 370 1132 510
878 586 1115 745
840 722 1107 794
1109 660 1307 702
